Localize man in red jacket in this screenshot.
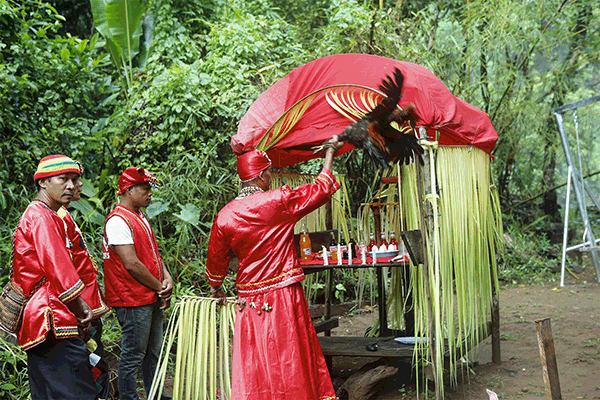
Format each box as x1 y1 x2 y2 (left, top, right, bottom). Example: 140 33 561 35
103 167 173 400
207 137 343 400
13 154 96 399
59 168 111 399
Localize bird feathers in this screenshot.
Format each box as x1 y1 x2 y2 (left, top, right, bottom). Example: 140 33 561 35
337 68 424 169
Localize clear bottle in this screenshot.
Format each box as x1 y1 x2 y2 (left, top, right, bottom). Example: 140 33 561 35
358 238 368 263
329 231 338 261
388 231 398 251
299 222 312 261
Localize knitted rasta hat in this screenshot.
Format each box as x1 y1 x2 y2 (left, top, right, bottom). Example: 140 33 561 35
34 155 81 182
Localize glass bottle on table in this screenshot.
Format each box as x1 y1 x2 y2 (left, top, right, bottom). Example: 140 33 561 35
348 238 357 261
299 222 312 261
388 231 398 251
339 236 347 260
379 232 388 252
367 232 376 252
329 231 338 262
358 238 367 263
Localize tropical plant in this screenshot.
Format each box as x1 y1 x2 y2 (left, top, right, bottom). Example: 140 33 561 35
90 0 154 96
0 337 29 400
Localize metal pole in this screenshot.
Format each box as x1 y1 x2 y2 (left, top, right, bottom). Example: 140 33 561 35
554 112 600 281
566 239 600 252
560 166 572 287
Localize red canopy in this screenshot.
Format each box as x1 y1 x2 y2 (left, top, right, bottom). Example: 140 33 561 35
232 54 497 168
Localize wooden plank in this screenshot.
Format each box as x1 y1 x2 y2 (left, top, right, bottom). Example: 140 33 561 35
314 317 339 334
536 318 562 400
381 176 399 184
320 322 493 359
319 337 414 358
308 303 355 319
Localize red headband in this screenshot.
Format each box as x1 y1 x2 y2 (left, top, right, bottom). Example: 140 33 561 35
118 167 158 195
237 150 272 182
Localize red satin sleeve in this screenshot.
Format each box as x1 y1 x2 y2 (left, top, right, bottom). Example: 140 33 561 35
283 168 341 220
206 220 231 287
31 213 84 303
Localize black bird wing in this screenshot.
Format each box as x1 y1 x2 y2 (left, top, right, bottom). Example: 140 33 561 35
364 68 404 123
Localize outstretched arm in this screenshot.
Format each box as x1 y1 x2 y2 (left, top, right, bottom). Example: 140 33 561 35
322 135 344 171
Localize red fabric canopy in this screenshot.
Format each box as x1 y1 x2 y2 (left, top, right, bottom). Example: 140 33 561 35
232 54 497 168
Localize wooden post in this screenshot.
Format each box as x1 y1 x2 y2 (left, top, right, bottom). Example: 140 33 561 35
491 278 501 364
324 201 334 336
372 198 388 336
372 199 382 246
376 265 388 336
415 133 440 399
536 318 562 400
403 261 415 336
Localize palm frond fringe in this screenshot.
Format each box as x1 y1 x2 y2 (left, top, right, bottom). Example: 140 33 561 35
149 297 237 400
360 146 502 397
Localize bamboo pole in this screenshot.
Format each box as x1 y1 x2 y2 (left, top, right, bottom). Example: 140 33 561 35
415 145 440 399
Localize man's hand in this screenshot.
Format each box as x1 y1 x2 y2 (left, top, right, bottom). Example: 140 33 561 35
323 134 344 153
160 297 171 310
158 276 173 310
210 285 227 306
322 134 344 171
77 300 93 342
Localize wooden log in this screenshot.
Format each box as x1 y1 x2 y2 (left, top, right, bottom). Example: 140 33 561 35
338 360 399 400
535 318 562 400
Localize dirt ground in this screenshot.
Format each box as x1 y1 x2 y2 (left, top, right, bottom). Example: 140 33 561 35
327 267 600 399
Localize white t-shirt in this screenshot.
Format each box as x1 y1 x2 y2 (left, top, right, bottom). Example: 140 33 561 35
105 214 152 246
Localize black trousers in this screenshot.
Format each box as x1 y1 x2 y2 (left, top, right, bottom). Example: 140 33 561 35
26 332 98 400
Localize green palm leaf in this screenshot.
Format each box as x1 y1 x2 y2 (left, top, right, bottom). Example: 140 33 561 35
90 0 149 93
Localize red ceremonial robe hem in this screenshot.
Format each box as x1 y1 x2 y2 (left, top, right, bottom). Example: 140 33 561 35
233 283 336 400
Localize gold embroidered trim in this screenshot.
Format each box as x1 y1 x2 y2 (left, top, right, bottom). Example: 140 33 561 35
237 267 303 288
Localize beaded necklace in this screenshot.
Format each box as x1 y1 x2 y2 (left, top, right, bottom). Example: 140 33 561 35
237 185 264 199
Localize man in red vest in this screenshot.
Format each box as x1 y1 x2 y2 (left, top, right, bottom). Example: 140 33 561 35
103 167 173 400
12 154 96 399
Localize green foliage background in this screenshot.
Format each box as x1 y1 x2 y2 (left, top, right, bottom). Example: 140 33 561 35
1 0 599 288
1 0 599 397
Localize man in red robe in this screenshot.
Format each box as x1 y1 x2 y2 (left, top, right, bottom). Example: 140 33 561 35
59 168 111 399
12 154 96 399
103 167 172 400
207 137 343 400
